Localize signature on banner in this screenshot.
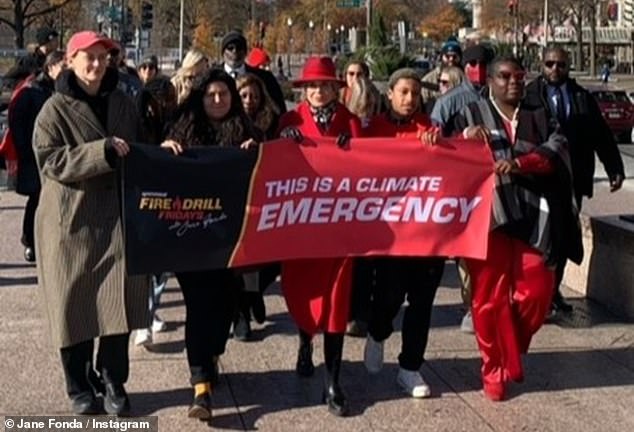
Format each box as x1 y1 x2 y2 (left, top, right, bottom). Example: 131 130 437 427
168 213 228 237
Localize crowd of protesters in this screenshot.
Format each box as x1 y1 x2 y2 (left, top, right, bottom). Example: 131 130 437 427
0 26 625 421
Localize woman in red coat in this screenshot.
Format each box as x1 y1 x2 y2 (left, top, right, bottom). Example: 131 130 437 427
277 56 361 417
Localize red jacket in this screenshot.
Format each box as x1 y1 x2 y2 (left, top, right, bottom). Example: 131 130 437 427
277 100 361 334
366 111 434 138
277 101 362 138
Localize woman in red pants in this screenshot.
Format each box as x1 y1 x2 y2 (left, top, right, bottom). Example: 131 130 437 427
277 56 361 416
453 56 582 401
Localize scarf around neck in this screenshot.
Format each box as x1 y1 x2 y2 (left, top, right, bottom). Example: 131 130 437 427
309 101 337 131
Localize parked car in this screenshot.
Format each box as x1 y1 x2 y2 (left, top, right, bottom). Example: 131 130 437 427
589 88 634 143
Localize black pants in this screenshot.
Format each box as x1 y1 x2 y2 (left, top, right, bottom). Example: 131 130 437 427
368 257 444 371
236 263 280 321
554 191 584 296
176 269 238 385
59 333 130 398
349 258 375 323
21 192 39 248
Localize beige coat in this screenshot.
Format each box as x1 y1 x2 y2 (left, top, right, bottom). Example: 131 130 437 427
421 66 442 104
33 85 150 349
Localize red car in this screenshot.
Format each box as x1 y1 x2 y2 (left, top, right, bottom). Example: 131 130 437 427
589 89 634 143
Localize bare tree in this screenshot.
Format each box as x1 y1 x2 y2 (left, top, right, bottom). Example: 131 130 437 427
0 0 78 48
552 0 601 74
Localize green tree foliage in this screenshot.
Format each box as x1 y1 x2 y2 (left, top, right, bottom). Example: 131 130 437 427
369 11 389 47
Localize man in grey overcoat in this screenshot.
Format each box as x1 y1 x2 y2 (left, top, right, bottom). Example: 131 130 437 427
33 30 150 416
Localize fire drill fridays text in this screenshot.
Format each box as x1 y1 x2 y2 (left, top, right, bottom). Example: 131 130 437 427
257 176 483 231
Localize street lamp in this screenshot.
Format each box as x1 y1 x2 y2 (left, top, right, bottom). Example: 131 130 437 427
287 17 293 78
308 20 314 55
326 23 332 53
422 32 428 57
340 25 345 54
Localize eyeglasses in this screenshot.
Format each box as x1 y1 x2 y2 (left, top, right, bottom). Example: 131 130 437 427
438 79 450 86
495 70 526 82
347 71 364 77
225 43 241 52
544 60 567 69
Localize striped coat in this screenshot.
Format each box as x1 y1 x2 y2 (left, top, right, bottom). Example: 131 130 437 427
33 72 150 349
453 99 583 266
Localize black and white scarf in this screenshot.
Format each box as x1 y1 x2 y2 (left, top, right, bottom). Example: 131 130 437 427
459 98 582 265
309 101 337 131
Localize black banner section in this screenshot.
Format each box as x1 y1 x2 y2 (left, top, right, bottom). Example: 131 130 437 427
122 144 258 275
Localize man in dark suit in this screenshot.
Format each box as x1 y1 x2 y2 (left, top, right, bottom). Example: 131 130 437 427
524 47 625 314
219 30 285 339
220 30 286 115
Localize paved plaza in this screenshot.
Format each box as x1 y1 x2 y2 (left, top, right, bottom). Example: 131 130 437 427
1 147 634 431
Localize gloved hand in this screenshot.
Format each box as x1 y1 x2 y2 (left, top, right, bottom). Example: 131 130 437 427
280 127 304 143
336 132 351 149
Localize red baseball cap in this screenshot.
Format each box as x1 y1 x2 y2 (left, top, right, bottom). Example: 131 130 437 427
66 31 116 58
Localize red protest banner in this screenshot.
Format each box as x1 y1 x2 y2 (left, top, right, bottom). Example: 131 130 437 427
229 136 494 266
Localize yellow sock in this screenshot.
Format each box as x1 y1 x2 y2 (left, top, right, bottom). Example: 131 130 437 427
194 382 211 397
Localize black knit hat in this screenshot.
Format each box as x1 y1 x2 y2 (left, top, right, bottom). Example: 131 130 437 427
221 31 247 52
441 39 462 58
140 54 159 68
462 45 495 66
36 27 59 46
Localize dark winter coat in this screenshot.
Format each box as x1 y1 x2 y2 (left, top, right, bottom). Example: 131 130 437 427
9 73 55 195
524 77 624 199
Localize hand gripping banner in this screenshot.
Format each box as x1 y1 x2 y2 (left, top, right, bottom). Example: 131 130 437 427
122 138 494 275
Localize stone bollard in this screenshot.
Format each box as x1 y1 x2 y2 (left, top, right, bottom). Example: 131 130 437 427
584 215 634 319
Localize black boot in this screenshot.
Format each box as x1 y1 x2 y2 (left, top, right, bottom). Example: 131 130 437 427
71 391 102 415
250 291 266 324
103 382 130 416
552 289 573 313
296 330 315 377
233 290 252 341
232 312 252 341
188 384 212 420
323 332 348 417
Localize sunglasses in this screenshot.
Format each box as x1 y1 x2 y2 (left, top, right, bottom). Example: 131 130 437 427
544 60 567 69
438 79 450 85
347 71 364 77
495 70 526 82
225 43 243 52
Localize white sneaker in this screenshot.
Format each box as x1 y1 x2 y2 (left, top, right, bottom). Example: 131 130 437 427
397 368 431 398
363 336 384 374
460 310 475 334
151 316 167 333
134 328 152 347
